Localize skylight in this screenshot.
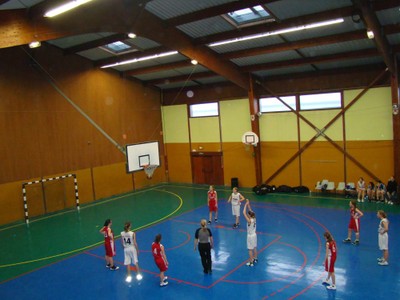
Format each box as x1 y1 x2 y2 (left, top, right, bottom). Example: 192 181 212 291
225 5 273 27
101 41 133 54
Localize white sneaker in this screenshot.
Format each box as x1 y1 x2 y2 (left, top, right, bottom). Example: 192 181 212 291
377 257 384 262
378 260 389 266
246 261 254 267
125 275 132 283
163 276 168 282
322 280 330 285
327 285 336 290
136 273 143 281
160 281 168 287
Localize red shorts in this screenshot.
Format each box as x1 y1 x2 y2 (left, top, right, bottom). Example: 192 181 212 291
348 218 360 232
155 258 168 272
325 256 336 273
104 241 116 257
209 200 217 212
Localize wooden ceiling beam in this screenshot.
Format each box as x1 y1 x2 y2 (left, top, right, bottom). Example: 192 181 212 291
166 0 279 27
93 46 171 67
125 60 192 76
241 48 379 72
194 6 355 45
353 0 395 74
64 33 128 54
145 71 216 85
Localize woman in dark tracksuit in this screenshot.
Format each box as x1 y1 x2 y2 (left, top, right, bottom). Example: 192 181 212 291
194 219 214 274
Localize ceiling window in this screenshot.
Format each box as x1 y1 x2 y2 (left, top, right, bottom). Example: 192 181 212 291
224 5 274 27
100 41 137 55
300 92 342 110
190 103 219 117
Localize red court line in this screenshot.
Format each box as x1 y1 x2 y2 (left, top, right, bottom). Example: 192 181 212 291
139 230 191 252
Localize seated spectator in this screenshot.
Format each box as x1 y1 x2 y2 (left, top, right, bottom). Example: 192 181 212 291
357 177 366 202
376 181 386 202
367 181 375 202
386 176 397 205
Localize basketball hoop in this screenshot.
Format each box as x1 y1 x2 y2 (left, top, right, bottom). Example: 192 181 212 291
241 131 259 148
143 164 158 179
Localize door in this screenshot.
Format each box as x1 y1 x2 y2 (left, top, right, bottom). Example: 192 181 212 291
191 152 224 185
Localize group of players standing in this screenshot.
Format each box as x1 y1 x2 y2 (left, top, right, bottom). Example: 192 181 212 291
98 185 390 291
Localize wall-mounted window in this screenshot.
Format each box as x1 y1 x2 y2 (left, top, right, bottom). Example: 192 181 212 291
260 96 296 112
190 102 219 117
300 92 341 110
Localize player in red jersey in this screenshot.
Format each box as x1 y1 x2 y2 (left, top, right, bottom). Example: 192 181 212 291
152 234 169 287
343 200 364 245
207 185 218 224
99 219 119 271
323 231 337 290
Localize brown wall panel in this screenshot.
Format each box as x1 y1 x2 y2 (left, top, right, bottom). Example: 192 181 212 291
345 140 394 183
223 142 256 188
301 142 345 189
0 181 27 224
92 162 134 200
0 44 163 184
165 143 192 183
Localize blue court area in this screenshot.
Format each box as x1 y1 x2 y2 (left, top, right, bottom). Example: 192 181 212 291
0 185 399 299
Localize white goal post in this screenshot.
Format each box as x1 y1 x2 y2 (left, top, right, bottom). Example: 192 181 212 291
22 173 80 224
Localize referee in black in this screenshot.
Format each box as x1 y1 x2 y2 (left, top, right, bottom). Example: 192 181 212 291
194 219 214 274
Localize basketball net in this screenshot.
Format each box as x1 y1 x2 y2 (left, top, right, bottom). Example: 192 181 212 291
143 165 157 179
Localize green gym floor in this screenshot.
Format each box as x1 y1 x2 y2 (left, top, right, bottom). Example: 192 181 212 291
0 184 399 299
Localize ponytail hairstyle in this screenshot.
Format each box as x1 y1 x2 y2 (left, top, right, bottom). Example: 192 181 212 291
249 211 256 218
154 233 162 243
124 221 131 232
378 210 387 218
323 231 333 242
103 219 111 227
201 219 207 231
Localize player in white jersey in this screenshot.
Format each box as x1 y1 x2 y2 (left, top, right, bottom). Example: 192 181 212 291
243 199 258 266
121 221 142 282
228 187 245 228
377 210 389 266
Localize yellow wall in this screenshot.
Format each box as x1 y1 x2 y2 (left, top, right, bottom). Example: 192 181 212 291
162 86 394 190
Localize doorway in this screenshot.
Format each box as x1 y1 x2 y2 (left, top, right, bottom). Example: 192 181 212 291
191 152 224 185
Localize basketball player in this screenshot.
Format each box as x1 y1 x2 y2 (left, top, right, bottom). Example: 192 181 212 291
99 219 119 271
343 200 364 245
152 234 169 287
322 231 337 290
377 210 389 266
121 221 142 282
207 185 218 224
243 199 257 266
227 187 245 228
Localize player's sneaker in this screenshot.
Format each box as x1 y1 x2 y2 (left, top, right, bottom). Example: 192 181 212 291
322 280 330 286
160 281 168 287
378 260 389 266
253 258 258 264
246 262 254 267
215 218 218 223
343 238 351 243
136 274 143 281
125 275 132 283
163 276 168 282
326 285 336 290
106 263 111 268
208 220 211 225
352 240 360 245
377 257 384 262
110 265 119 271
233 223 237 228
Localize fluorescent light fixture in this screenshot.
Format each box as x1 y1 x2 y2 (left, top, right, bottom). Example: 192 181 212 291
367 30 374 39
127 33 137 39
191 59 198 65
29 41 41 48
209 18 344 47
100 51 178 68
44 0 94 18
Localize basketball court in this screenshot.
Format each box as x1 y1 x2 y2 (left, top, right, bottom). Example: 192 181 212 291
1 184 399 299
